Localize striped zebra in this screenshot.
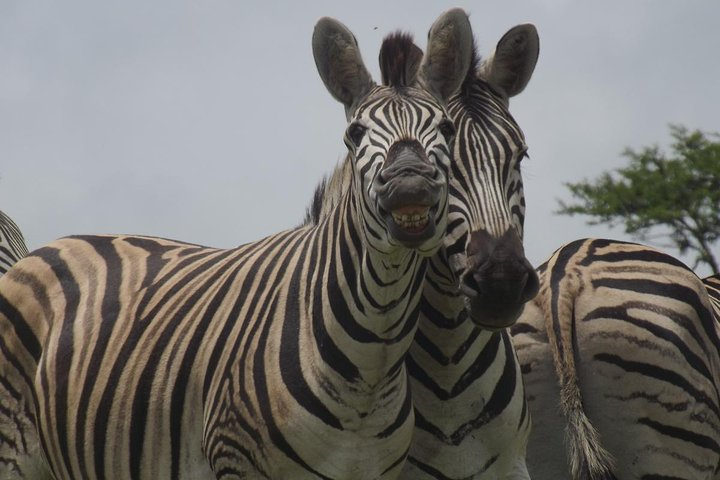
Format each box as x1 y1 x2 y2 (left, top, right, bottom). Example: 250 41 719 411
0 11 473 480
0 210 28 276
511 238 720 479
306 22 541 479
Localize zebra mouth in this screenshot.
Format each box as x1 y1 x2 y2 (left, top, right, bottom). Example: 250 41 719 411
391 206 430 233
384 204 437 247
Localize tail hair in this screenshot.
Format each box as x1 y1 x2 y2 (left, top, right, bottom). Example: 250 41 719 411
543 243 618 480
564 403 617 479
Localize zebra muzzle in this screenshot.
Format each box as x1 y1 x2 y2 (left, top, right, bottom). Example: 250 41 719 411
375 171 444 247
460 229 539 329
374 141 445 248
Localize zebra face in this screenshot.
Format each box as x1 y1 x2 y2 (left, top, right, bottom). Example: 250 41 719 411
313 11 474 257
345 90 455 254
444 25 541 329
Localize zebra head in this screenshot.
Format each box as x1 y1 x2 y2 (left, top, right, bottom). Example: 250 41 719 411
445 24 541 329
312 10 473 256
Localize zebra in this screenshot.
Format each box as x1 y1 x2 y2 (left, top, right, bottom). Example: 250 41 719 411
305 21 542 479
0 210 28 276
511 238 720 479
0 11 473 480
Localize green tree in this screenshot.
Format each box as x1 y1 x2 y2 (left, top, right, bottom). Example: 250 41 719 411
557 125 720 273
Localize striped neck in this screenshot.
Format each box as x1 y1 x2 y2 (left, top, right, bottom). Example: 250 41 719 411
312 195 427 387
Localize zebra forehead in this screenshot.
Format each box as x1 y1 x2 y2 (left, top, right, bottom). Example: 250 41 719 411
355 88 443 125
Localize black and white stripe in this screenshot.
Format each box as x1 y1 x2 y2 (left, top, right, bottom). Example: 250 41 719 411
402 25 540 480
0 210 28 276
512 238 720 479
0 11 473 480
306 22 541 479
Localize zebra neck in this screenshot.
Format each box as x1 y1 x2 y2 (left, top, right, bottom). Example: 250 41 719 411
412 258 500 382
315 202 426 386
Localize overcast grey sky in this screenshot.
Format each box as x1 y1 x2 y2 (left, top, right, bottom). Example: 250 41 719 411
1 1 718 275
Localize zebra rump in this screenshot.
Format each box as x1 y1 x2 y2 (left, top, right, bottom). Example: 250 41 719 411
513 238 720 480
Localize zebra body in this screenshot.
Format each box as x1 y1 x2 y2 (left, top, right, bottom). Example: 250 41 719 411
0 210 28 276
306 23 542 479
512 238 720 479
0 12 473 479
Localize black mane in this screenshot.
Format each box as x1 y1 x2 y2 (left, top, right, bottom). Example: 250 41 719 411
379 31 422 88
301 176 327 226
380 30 480 99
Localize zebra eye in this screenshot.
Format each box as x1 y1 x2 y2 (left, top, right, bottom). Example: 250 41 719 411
346 122 367 147
438 119 456 143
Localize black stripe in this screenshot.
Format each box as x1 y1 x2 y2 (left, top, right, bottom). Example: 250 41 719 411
40 246 79 479
281 249 342 430
585 303 713 383
377 386 412 438
594 353 720 421
549 239 586 363
74 236 123 478
638 417 720 453
257 294 333 480
593 276 720 365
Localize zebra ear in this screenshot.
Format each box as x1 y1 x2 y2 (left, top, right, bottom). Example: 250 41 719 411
313 17 375 118
480 24 539 99
419 8 474 103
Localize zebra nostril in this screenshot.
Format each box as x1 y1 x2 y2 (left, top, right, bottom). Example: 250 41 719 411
459 270 482 297
522 268 540 302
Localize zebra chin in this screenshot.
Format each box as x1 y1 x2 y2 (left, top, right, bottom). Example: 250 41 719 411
462 286 535 330
459 228 539 329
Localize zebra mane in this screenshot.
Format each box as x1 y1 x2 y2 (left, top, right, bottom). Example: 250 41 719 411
379 32 423 88
302 158 352 227
379 31 480 98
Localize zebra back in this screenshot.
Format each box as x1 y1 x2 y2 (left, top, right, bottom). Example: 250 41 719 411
0 211 28 276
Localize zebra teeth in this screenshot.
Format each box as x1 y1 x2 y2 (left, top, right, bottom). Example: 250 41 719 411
390 206 430 232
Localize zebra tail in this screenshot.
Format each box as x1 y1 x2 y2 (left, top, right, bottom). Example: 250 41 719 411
542 259 617 480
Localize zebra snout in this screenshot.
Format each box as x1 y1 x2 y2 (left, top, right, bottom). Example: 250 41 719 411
373 140 447 249
375 141 444 207
460 229 539 330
